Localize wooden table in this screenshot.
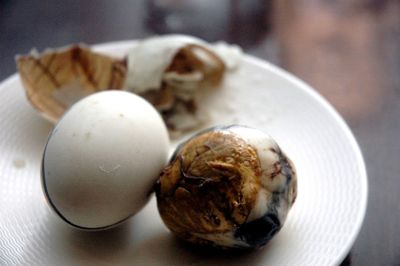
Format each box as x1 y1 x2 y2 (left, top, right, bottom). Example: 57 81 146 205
1 0 399 264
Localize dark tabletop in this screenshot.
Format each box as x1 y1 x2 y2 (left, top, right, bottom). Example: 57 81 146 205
1 0 399 265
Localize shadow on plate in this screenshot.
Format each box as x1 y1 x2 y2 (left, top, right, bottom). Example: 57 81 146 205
36 207 271 265
124 231 268 265
37 212 134 263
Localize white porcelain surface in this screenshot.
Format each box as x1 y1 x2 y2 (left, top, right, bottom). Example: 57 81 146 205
0 41 367 266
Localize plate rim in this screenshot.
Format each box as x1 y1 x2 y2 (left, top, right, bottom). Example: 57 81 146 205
0 40 368 265
245 56 368 265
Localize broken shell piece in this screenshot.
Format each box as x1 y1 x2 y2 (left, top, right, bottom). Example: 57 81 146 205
155 125 297 249
164 44 225 92
163 100 208 138
123 35 240 94
16 35 242 136
16 45 126 123
122 35 242 136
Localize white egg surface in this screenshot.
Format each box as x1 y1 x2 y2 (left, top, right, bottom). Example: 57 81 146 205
42 91 169 230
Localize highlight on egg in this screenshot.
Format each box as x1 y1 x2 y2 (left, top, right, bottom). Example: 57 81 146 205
41 91 170 230
155 125 297 248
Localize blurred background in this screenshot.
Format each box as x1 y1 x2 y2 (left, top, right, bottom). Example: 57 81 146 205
1 0 399 265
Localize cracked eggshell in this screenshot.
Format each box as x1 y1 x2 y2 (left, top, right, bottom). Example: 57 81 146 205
16 45 126 123
123 34 242 93
42 91 169 230
156 125 297 248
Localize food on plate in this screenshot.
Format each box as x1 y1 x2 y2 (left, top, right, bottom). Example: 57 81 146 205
155 125 297 248
122 35 241 135
16 35 242 136
16 45 126 123
41 91 169 230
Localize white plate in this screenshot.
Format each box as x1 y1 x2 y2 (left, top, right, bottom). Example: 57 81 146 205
0 41 367 265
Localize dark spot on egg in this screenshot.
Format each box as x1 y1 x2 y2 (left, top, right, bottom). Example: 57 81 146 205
279 153 294 186
234 212 281 248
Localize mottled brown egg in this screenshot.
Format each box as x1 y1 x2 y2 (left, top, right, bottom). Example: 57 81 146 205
155 125 297 249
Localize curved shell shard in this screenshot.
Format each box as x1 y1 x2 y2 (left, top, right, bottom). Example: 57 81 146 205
16 45 126 122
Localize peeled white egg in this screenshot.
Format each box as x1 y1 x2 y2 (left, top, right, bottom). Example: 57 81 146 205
42 91 170 230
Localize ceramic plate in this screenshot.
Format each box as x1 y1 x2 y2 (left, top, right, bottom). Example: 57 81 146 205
0 41 367 265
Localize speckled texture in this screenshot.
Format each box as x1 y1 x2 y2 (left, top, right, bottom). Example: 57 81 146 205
156 125 297 248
